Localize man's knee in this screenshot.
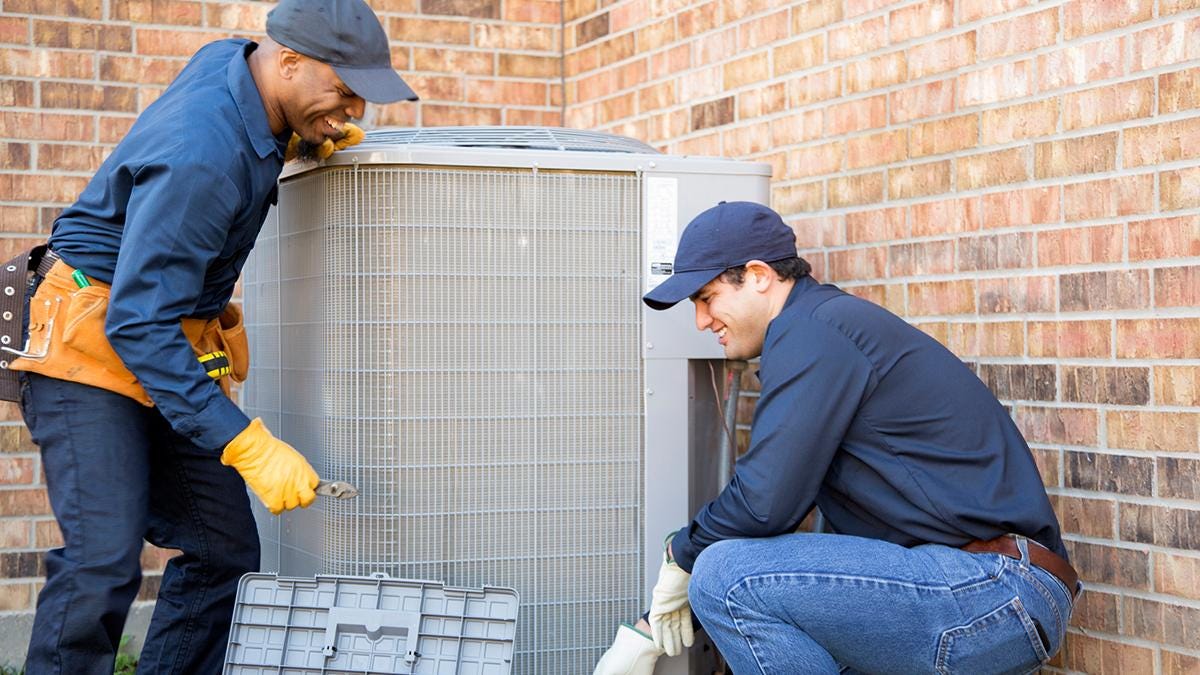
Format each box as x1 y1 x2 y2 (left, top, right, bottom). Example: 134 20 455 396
688 539 746 616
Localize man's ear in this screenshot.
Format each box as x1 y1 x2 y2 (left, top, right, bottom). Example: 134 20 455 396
277 48 302 80
745 260 774 291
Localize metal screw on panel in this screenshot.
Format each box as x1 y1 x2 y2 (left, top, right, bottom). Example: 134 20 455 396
645 342 653 350
645 389 654 396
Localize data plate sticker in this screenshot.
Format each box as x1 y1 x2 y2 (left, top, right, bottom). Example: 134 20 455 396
644 176 679 291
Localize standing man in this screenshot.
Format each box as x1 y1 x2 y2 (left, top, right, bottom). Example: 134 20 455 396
5 1 417 672
595 202 1080 674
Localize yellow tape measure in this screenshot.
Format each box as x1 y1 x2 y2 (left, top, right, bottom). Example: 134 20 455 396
197 350 231 379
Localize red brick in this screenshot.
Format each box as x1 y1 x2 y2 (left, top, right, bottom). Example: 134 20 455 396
828 172 884 208
0 489 51 516
596 92 636 125
1039 36 1125 90
787 68 841 107
1132 16 1200 71
563 0 595 22
479 23 558 50
649 44 689 79
1117 318 1200 359
1065 267 1147 309
135 29 225 57
696 26 737 63
909 114 976 158
0 457 34 484
0 111 93 142
0 80 34 108
957 148 1028 190
1052 494 1114 537
956 232 1032 272
1163 651 1200 675
1034 132 1117 178
792 0 842 33
1070 541 1151 589
505 109 562 127
1069 589 1120 634
958 60 1032 107
890 80 952 125
739 9 789 49
847 130 905 169
1063 633 1154 674
979 276 1055 314
909 279 975 316
415 48 494 75
772 34 823 76
407 75 463 102
888 160 950 200
772 182 824 214
1160 67 1200 113
1122 596 1200 648
980 100 1058 145
0 48 93 79
390 17 472 44
1156 366 1200 407
1038 224 1123 267
637 18 676 51
1064 174 1155 220
100 56 183 85
420 103 502 126
1063 366 1150 405
722 120 772 156
1156 553 1200 602
910 197 980 237
207 2 273 30
980 186 1059 229
0 583 32 611
0 142 30 170
889 240 954 277
1028 320 1110 358
959 0 1031 22
771 109 822 147
0 205 39 234
1162 0 1200 12
789 141 844 178
889 0 952 43
114 0 202 24
790 215 846 249
736 83 786 118
1064 0 1153 40
1129 216 1200 261
1158 265 1200 309
1064 78 1154 131
846 207 906 244
34 20 131 51
1125 118 1200 167
0 17 27 44
724 51 771 88
829 16 886 60
917 321 950 347
979 7 1058 60
99 116 136 144
908 32 975 80
680 65 722 102
1017 406 1099 446
846 51 906 93
828 247 886 282
824 95 887 135
3 0 102 18
41 82 137 113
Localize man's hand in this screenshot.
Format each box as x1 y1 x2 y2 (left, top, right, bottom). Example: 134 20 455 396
284 122 365 162
648 552 694 656
221 418 319 515
593 624 663 675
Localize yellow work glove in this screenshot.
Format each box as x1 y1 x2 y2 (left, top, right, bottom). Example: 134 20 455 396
648 551 694 657
284 122 365 162
221 418 320 515
593 624 663 675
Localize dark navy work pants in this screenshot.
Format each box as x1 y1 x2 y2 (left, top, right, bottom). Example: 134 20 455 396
20 371 259 675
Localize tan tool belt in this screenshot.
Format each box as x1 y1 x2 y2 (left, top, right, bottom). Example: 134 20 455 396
7 255 248 406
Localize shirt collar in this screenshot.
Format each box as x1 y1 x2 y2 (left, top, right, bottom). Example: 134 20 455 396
227 40 283 160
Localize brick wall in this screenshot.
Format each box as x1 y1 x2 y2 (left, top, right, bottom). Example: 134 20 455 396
2 0 1198 670
0 0 559 660
564 0 1200 671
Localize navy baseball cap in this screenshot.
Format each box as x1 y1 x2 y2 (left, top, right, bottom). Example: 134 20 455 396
267 0 419 104
643 201 797 310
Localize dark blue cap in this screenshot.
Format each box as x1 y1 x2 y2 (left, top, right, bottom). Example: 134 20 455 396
267 0 419 104
643 201 797 310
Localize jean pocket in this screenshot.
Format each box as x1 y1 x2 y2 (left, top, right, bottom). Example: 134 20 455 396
936 597 1048 675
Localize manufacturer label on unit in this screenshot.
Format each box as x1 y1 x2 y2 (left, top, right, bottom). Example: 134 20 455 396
644 176 679 291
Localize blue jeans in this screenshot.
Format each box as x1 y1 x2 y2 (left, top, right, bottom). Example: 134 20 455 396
20 372 259 675
688 533 1077 675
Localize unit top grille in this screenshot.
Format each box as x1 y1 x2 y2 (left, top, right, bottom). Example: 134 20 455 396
361 126 660 154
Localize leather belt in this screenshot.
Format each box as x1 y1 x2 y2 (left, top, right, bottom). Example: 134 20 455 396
36 248 61 278
0 243 48 401
963 535 1079 598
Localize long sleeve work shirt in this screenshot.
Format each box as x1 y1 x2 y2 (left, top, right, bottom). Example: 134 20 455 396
672 276 1067 572
49 39 288 450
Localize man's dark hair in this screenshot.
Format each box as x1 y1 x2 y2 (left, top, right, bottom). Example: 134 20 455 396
720 256 811 286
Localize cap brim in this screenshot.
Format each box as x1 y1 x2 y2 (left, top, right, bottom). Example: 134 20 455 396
642 268 724 310
335 65 419 104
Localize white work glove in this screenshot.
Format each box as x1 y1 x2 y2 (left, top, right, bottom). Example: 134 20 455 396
593 624 664 675
648 550 694 656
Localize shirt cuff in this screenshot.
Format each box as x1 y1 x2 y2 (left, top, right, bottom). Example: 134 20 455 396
171 393 252 452
671 526 700 573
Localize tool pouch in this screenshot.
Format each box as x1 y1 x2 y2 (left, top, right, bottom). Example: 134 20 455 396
10 258 249 405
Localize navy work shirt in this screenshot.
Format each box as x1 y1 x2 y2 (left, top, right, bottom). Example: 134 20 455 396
49 39 288 451
671 275 1067 572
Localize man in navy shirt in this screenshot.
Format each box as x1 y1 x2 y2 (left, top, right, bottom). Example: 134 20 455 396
13 1 416 672
595 202 1080 674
